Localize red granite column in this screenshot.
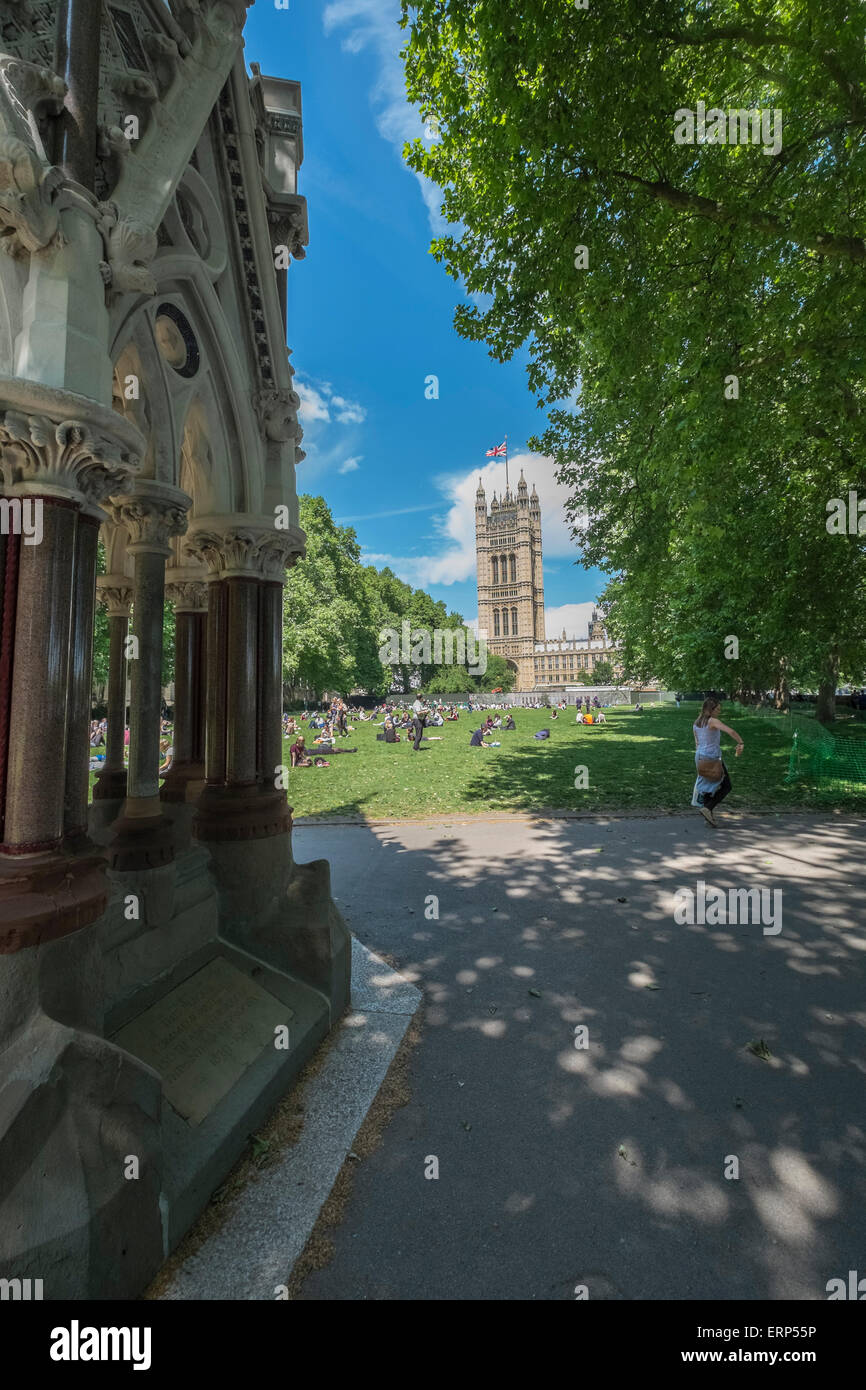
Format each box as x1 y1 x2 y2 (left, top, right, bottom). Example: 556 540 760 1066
107 482 190 870
258 579 284 789
187 525 293 842
161 579 208 802
2 496 77 855
92 580 132 803
64 508 101 849
225 577 258 788
205 576 228 786
0 405 141 951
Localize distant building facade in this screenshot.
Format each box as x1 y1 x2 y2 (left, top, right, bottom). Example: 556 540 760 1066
475 474 621 692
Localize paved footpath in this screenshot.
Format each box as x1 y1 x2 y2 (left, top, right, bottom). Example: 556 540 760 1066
292 812 866 1301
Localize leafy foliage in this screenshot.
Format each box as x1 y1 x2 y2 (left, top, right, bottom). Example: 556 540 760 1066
401 0 866 710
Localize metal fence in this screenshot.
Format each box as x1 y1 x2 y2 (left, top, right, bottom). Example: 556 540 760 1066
730 703 866 796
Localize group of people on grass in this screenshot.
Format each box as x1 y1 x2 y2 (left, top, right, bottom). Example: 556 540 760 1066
85 690 747 827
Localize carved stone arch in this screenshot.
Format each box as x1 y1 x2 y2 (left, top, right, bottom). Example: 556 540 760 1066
174 391 231 522
135 259 264 513
110 305 177 483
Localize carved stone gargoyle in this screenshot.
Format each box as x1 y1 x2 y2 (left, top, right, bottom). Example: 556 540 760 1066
0 134 63 256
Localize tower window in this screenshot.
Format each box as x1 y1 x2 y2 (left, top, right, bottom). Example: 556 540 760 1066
502 608 509 636
510 554 517 583
492 557 499 584
493 610 500 636
511 607 518 635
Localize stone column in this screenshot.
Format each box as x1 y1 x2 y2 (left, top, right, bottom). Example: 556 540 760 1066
2 496 77 854
108 481 190 871
225 577 258 787
161 577 208 803
259 579 284 787
63 506 101 849
92 579 133 804
184 516 350 1022
185 521 297 842
0 398 141 949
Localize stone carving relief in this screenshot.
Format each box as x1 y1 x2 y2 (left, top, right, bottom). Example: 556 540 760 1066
112 492 190 553
186 525 300 581
0 134 62 256
0 411 138 504
253 387 302 445
97 200 158 296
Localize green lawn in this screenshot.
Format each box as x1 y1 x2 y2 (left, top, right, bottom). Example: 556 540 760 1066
281 703 866 820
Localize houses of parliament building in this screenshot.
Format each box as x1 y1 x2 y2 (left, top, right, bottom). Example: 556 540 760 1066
475 473 621 694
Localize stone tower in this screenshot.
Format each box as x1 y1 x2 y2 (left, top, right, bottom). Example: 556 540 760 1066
475 470 545 690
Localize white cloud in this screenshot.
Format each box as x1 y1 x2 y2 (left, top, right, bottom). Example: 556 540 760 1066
294 374 367 482
322 0 447 233
359 450 584 589
332 397 367 425
294 377 331 425
296 376 366 429
544 603 600 641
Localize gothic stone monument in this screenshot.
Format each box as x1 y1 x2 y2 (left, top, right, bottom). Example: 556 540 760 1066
0 0 349 1299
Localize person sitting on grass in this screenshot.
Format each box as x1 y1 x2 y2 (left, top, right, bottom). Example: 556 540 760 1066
383 719 400 744
503 713 516 730
595 709 606 724
158 737 173 774
290 735 313 767
469 727 492 747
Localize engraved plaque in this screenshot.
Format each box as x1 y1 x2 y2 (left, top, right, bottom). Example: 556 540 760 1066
113 957 294 1126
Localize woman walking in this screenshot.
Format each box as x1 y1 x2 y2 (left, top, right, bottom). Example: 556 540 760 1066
692 697 744 827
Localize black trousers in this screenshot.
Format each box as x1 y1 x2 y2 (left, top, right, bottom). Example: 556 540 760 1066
412 717 424 750
702 763 732 810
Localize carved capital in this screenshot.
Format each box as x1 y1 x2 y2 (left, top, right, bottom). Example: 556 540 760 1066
97 578 134 618
0 410 138 505
185 517 302 580
166 579 208 612
111 481 191 557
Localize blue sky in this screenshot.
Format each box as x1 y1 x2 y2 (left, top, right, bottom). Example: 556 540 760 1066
245 0 606 638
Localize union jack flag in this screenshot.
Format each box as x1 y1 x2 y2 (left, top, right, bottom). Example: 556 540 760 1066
486 441 507 457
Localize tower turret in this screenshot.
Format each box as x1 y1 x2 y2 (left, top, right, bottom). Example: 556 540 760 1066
475 476 487 528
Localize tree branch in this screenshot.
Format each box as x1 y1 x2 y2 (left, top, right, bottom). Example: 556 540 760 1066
589 167 866 263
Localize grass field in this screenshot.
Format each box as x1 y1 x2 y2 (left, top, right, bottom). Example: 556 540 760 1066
280 702 866 820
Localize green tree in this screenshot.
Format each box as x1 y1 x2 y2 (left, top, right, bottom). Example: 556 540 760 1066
402 0 866 719
283 495 389 701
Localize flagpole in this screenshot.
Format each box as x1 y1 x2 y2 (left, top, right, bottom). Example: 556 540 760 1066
505 434 509 494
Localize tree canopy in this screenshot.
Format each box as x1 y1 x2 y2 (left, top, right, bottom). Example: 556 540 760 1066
402 0 866 712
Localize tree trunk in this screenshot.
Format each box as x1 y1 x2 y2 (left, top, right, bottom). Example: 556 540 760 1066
815 649 840 723
773 656 790 711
